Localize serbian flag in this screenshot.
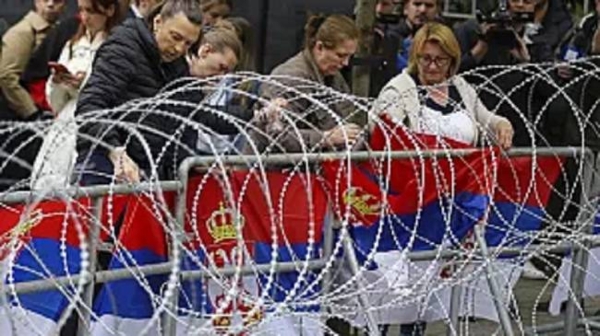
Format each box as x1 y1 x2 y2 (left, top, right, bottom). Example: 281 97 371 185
0 197 93 335
178 170 327 335
323 116 565 326
486 155 565 248
0 193 129 335
91 192 175 336
323 117 495 262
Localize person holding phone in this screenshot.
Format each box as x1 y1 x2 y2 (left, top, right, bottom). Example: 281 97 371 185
30 0 120 189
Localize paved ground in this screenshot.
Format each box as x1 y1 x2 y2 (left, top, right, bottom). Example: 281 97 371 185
350 278 600 335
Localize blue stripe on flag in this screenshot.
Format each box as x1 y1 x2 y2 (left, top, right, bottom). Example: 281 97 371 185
94 249 167 319
351 192 489 264
254 242 322 312
178 249 212 315
10 238 81 321
486 202 545 247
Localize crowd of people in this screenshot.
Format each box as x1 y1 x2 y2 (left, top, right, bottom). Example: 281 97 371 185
0 0 599 334
0 0 597 186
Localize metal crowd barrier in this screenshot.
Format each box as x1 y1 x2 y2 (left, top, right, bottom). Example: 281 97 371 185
0 146 597 336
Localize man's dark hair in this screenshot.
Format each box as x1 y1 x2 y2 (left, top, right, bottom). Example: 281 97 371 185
147 0 204 27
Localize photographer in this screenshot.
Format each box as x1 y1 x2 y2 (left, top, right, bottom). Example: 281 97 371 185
370 0 442 96
455 0 572 72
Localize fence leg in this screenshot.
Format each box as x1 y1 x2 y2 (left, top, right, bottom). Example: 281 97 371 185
446 264 462 336
565 152 598 336
320 211 335 330
341 231 380 336
76 197 103 336
162 187 187 336
473 225 514 336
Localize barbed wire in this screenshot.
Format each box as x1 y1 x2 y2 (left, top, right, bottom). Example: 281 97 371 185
0 58 599 335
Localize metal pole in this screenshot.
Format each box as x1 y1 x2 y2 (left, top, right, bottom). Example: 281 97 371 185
473 225 515 336
9 237 600 295
320 211 335 324
76 197 103 336
0 181 182 205
565 152 598 336
161 163 191 336
176 147 585 168
341 232 380 336
446 267 462 336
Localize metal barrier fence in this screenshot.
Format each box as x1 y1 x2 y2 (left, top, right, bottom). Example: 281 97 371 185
0 146 598 336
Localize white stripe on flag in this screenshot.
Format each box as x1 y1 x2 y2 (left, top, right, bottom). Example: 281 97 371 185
91 315 161 336
335 257 522 326
253 314 324 335
0 306 59 336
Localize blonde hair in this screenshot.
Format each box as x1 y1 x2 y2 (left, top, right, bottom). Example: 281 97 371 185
304 14 359 50
407 22 461 77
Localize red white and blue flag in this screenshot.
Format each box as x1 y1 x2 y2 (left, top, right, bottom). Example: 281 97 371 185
323 116 565 325
0 194 129 335
91 193 174 336
178 171 327 335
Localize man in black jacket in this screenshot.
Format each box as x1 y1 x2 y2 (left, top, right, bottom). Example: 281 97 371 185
123 27 252 180
75 0 203 185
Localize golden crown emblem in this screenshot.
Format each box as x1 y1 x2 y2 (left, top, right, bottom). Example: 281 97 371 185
206 203 244 243
12 209 44 238
343 187 382 217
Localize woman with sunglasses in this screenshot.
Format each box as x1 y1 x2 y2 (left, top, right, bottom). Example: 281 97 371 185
374 22 513 149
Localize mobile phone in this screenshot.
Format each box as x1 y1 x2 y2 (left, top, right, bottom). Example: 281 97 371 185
48 62 72 75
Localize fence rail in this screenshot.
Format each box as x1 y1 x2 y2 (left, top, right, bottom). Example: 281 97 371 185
0 146 597 336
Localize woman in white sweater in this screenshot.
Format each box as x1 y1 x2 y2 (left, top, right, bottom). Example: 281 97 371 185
31 0 119 189
374 22 514 149
372 22 515 336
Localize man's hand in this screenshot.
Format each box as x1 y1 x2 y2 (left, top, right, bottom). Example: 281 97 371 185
108 148 140 183
494 119 514 150
256 98 287 122
256 98 287 132
323 123 362 148
556 63 574 80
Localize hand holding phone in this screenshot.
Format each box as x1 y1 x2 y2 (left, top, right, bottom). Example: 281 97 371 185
49 62 86 88
48 62 73 76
